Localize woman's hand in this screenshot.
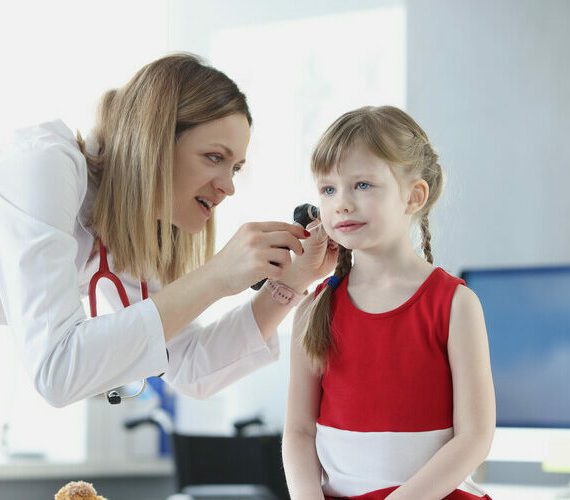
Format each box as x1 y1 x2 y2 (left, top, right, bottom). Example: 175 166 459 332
279 219 339 292
205 221 309 296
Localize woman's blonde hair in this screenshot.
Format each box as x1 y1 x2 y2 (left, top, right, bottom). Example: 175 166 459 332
77 53 251 285
303 105 443 370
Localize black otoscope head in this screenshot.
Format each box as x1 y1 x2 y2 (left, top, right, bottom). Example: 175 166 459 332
293 203 319 229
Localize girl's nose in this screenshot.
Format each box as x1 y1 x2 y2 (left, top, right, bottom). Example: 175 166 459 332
335 194 354 214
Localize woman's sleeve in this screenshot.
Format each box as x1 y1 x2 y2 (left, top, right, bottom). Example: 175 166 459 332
163 298 279 399
0 140 168 407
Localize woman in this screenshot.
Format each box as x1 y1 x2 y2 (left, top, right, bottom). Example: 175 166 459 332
0 53 337 407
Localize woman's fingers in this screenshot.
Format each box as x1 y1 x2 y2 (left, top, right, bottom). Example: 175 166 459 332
305 219 328 243
245 223 307 256
265 247 293 267
249 221 309 239
210 221 316 296
305 219 321 232
264 230 304 256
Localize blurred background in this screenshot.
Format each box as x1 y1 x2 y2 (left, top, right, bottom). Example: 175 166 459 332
0 0 569 499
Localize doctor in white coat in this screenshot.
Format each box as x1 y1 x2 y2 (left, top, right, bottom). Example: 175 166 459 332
0 53 338 408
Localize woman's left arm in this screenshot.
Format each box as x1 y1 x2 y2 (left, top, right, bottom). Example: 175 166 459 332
251 221 338 340
386 285 496 500
164 222 338 399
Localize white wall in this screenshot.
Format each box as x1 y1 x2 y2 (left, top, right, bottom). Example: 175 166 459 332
0 0 169 138
406 0 570 274
168 0 391 56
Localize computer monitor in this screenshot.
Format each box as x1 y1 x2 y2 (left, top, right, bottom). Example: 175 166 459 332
461 266 570 463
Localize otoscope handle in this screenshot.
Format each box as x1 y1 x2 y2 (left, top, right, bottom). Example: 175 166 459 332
250 204 319 291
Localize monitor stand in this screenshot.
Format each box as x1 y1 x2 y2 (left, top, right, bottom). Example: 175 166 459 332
556 481 570 499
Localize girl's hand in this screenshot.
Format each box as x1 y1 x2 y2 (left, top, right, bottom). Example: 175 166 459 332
206 221 309 296
279 219 339 292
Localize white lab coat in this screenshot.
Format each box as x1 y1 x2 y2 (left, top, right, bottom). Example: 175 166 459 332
0 120 278 408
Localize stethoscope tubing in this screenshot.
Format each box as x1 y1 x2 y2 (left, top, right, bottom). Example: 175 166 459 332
88 238 149 404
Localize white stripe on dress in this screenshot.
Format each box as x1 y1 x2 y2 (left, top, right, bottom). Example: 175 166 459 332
316 423 487 497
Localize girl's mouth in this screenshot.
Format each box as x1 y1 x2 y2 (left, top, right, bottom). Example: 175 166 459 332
335 222 366 233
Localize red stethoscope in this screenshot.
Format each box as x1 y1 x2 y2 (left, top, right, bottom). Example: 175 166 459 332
88 238 149 404
88 238 149 315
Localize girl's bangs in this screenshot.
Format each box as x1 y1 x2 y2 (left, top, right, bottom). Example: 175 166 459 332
311 121 361 177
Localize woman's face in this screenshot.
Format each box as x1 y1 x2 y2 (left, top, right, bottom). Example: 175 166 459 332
172 113 250 233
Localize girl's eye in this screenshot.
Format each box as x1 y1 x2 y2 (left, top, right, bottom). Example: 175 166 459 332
232 165 242 175
321 186 335 196
356 182 370 190
206 153 223 164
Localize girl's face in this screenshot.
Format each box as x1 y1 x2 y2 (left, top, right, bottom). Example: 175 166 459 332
172 113 250 233
316 142 419 253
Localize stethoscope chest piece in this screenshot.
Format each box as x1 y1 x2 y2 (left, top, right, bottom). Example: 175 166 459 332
107 391 122 405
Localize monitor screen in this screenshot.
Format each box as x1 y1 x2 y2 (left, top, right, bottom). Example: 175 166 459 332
461 266 570 428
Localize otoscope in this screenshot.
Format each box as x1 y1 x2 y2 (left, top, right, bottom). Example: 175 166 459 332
250 203 320 291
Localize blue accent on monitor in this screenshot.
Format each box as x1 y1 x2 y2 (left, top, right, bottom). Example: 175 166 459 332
461 266 570 428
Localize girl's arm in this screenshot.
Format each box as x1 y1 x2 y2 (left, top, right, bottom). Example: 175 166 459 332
282 293 326 500
386 285 496 500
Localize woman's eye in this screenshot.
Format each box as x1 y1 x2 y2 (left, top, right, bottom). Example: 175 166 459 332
206 153 223 164
321 186 335 196
232 165 242 175
356 182 370 190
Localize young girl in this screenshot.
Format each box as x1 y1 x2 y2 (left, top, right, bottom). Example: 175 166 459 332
283 106 495 499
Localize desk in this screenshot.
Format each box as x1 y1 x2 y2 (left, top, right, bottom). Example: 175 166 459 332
483 483 570 499
0 458 173 480
0 459 176 500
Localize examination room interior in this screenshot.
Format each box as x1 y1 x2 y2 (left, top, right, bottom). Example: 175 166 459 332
0 0 569 499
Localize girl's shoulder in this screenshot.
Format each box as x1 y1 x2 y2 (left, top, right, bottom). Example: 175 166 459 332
433 266 467 287
429 267 477 331
423 267 468 306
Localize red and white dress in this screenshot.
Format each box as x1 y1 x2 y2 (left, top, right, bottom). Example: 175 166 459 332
314 267 492 500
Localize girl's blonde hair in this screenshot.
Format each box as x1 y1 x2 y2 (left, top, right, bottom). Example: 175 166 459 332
303 105 443 370
77 53 251 285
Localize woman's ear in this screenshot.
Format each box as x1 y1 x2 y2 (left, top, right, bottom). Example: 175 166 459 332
406 179 429 215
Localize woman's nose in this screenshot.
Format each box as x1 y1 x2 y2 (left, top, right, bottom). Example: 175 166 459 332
213 171 235 197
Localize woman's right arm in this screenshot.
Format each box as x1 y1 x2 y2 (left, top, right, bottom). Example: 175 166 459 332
151 220 308 342
282 292 325 500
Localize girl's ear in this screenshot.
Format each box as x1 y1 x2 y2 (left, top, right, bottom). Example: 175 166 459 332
406 179 429 215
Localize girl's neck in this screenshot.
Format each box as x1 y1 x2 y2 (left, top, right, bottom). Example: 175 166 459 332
349 236 433 287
